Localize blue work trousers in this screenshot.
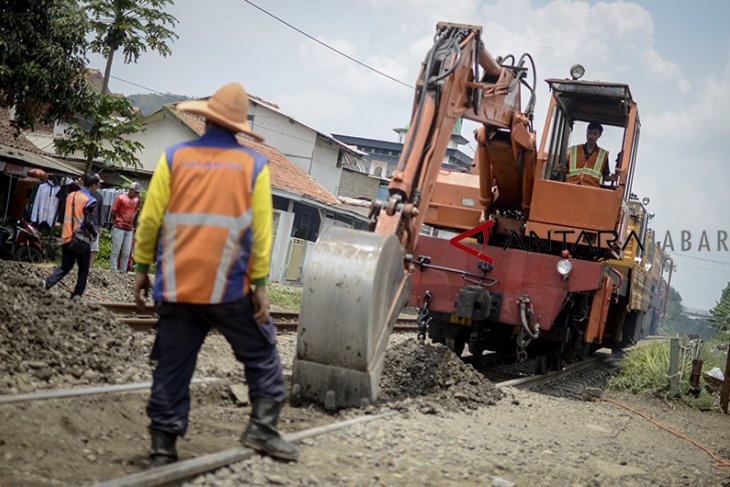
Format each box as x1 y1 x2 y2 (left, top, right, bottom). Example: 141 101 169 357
146 295 285 436
45 242 90 297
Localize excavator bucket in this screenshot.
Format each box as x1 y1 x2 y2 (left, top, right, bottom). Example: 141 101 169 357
291 226 410 410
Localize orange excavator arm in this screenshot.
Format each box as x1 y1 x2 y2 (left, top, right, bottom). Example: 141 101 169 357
374 22 537 257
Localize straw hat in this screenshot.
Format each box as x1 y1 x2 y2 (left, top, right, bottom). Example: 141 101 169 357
177 83 263 142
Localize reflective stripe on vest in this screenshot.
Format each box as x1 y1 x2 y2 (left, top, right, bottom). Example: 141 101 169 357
153 128 267 304
62 191 90 243
568 146 606 180
161 210 253 304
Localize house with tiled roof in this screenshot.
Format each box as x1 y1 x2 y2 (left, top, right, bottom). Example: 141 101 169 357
19 68 154 188
0 109 82 223
245 95 366 197
130 104 368 283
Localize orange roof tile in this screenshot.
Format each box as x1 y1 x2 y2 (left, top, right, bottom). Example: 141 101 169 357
166 106 339 205
0 110 45 153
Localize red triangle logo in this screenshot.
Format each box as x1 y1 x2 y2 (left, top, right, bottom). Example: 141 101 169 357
449 220 494 264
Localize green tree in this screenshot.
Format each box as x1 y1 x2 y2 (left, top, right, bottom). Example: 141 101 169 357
708 282 730 338
0 0 94 131
658 286 686 335
54 93 144 174
85 0 179 93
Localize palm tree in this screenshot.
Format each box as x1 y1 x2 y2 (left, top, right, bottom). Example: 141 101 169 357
86 0 179 93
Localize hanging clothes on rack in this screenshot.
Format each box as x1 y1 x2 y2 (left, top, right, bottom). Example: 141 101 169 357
30 180 60 226
54 178 80 225
100 187 125 227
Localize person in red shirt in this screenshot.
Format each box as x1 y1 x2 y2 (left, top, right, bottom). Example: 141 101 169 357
110 182 141 273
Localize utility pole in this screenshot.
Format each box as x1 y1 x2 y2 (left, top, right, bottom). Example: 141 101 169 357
721 337 730 414
669 337 680 397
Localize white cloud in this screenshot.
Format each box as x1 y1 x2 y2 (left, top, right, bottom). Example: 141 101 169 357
642 49 691 93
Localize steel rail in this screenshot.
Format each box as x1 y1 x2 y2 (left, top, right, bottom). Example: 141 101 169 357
118 317 420 333
96 411 398 487
0 378 221 405
494 356 604 389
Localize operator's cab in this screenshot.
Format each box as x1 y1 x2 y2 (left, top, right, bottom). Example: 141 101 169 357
527 77 640 259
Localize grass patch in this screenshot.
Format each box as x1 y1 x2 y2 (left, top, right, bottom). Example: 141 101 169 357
609 342 674 394
609 339 728 410
268 283 302 311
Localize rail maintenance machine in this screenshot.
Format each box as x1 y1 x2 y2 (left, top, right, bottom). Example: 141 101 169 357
292 22 665 409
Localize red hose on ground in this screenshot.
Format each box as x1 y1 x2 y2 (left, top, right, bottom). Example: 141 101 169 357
601 397 730 473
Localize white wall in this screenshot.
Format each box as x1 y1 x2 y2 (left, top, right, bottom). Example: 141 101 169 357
249 103 316 174
270 209 295 283
311 140 341 196
128 115 192 172
249 103 342 196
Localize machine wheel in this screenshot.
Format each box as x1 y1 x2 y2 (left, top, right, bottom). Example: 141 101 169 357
445 336 466 357
468 342 485 360
14 246 43 263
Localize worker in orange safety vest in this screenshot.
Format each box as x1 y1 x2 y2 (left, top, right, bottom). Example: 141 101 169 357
556 122 617 187
133 82 298 466
44 173 100 297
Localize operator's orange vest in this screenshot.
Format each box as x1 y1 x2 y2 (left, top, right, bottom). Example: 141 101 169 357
567 144 608 187
153 129 267 304
62 189 92 243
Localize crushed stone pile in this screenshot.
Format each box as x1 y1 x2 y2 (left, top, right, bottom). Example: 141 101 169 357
82 269 139 302
378 338 502 414
0 261 151 393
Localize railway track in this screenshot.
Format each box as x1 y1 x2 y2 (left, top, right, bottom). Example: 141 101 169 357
0 322 616 487
99 302 420 333
492 354 616 392
88 353 615 487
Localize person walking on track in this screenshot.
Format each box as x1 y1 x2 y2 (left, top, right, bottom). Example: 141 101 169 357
45 173 100 298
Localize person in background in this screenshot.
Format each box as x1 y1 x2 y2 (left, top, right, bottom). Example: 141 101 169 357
133 82 298 466
109 182 141 273
89 174 105 268
45 173 100 298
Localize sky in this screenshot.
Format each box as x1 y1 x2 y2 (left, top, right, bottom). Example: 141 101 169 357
91 0 730 310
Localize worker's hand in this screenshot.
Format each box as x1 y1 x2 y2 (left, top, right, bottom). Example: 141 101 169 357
252 285 271 325
134 271 151 311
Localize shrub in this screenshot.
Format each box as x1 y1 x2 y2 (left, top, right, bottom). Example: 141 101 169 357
268 283 301 310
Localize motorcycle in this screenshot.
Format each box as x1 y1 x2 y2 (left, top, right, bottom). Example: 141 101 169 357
0 218 45 262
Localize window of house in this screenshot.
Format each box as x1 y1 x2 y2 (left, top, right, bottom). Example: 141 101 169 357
273 195 289 211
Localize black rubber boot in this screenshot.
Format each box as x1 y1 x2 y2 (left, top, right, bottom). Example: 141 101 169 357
149 429 178 467
241 398 299 461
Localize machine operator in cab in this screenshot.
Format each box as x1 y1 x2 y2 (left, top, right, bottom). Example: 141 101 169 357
556 122 618 187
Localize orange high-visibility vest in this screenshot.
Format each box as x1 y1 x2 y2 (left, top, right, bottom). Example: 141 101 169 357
567 144 608 187
62 189 92 243
154 131 267 304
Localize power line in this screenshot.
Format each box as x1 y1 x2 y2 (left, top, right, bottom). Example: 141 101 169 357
241 0 414 90
669 253 730 266
110 75 189 101
674 264 730 275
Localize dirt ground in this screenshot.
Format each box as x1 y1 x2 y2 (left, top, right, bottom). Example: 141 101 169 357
1 378 728 486
1 262 729 486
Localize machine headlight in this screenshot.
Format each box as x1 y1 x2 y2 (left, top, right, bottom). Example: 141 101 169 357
556 259 572 278
570 64 585 80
